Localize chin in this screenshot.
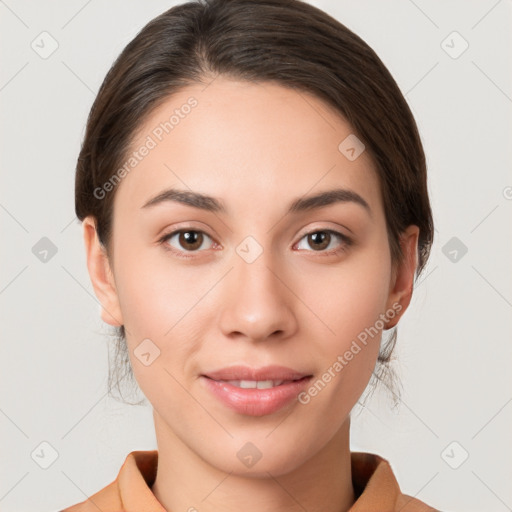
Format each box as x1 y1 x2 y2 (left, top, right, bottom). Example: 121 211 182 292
201 435 318 478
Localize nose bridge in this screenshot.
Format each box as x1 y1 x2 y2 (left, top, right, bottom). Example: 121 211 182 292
218 236 297 341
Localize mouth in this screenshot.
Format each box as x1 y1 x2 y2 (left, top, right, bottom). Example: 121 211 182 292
202 364 311 382
200 365 313 416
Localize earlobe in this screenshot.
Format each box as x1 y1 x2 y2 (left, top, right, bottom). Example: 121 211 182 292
385 225 420 329
82 216 124 327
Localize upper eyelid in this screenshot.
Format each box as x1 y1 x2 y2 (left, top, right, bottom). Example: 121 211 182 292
162 219 352 236
297 226 351 240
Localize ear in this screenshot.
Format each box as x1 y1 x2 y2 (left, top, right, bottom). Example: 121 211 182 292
385 225 419 329
82 216 124 327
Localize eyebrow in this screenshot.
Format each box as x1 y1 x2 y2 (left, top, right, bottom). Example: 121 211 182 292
141 187 371 216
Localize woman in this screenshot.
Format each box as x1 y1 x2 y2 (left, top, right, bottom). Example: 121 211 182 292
62 0 437 510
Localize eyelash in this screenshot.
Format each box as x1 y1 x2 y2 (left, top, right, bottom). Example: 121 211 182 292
158 227 353 260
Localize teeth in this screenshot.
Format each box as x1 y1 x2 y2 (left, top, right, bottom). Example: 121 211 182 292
226 379 285 389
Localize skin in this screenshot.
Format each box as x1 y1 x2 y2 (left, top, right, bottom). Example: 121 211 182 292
83 77 419 512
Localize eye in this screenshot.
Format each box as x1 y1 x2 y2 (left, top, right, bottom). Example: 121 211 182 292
159 229 215 257
158 227 352 259
295 229 352 255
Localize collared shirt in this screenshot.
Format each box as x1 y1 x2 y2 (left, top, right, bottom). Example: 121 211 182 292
60 450 439 511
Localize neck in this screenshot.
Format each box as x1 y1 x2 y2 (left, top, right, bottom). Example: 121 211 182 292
151 412 355 512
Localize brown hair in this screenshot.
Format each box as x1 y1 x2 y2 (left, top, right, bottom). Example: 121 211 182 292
75 0 434 406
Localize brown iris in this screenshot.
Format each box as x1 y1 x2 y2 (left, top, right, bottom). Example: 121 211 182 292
307 231 331 251
178 231 204 251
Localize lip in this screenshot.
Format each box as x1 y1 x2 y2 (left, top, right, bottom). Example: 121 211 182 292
201 365 313 417
203 365 309 382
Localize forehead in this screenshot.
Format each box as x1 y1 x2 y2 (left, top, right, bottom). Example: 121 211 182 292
113 77 382 217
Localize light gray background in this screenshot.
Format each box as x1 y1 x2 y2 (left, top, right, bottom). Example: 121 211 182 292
1 1 511 511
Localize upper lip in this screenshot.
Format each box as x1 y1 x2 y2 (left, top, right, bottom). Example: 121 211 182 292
202 365 311 381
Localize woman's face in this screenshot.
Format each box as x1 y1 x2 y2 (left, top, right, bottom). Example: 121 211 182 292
85 77 417 476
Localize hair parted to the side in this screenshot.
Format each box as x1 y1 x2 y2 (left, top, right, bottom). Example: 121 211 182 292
75 0 434 408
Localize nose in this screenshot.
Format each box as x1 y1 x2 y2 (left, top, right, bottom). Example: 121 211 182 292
217 245 298 343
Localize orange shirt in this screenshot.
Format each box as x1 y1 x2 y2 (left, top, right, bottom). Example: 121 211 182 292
60 450 438 511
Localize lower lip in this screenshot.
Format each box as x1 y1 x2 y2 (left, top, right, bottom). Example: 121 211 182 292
201 376 312 416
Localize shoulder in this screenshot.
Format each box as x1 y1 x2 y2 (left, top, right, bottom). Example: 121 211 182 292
350 452 440 511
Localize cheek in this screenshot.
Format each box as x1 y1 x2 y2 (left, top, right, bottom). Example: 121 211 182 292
304 246 392 352
113 241 211 336
110 239 217 392
297 246 391 401
294 275 387 438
